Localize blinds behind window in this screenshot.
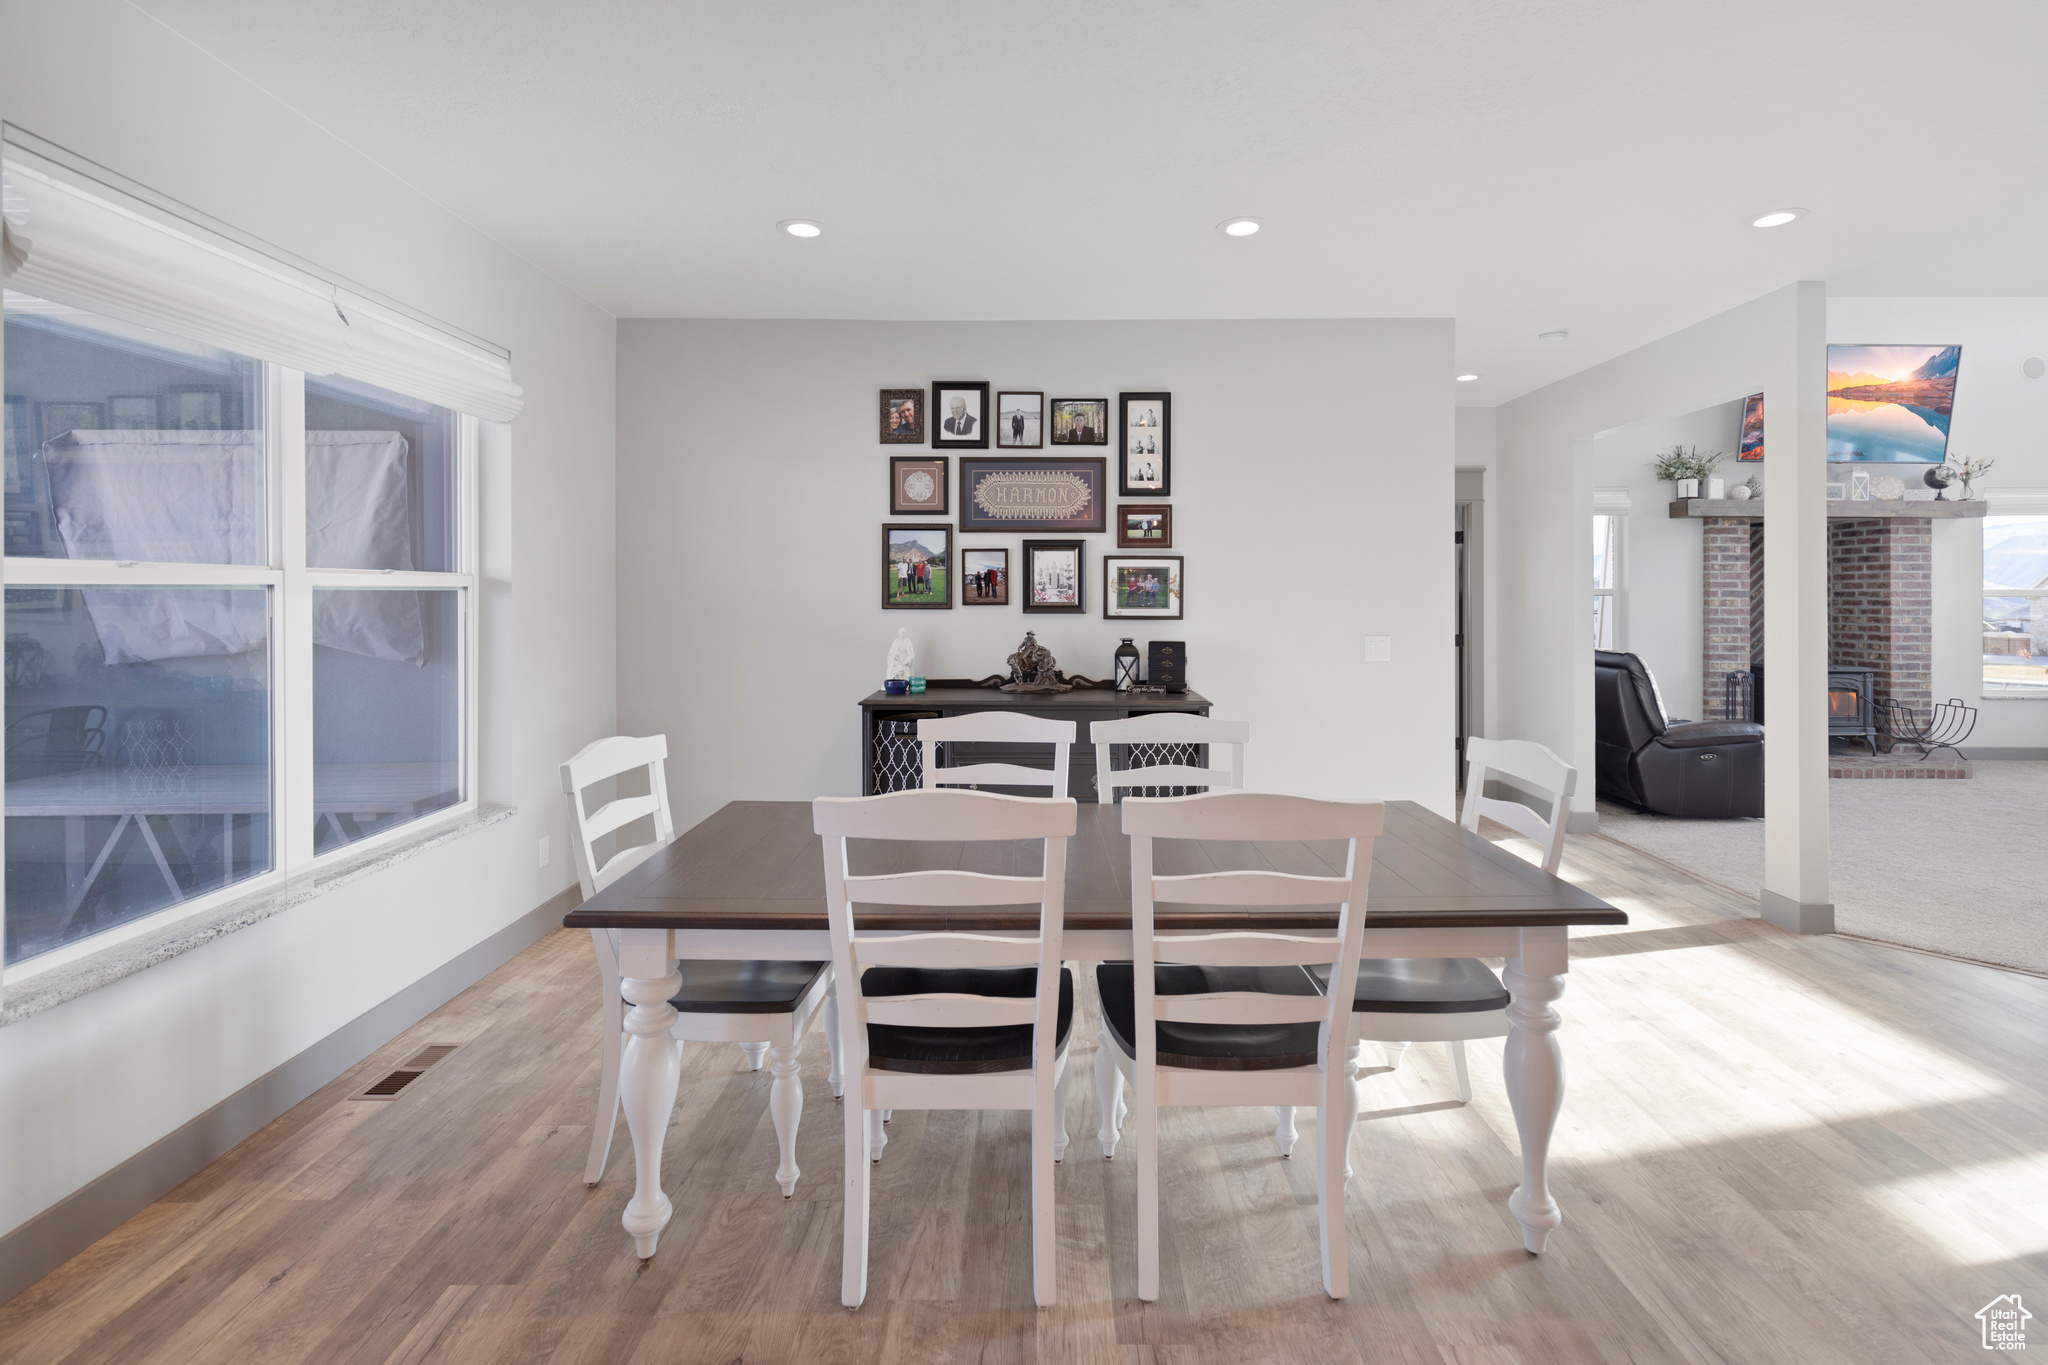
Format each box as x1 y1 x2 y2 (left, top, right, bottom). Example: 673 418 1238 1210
0 148 523 422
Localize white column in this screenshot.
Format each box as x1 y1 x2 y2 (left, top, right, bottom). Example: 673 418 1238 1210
1761 280 1834 933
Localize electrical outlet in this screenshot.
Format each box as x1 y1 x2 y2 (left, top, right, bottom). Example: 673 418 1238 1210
538 835 550 869
1363 636 1392 661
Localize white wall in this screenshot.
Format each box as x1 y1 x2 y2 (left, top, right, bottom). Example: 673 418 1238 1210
617 319 1457 824
1827 297 2048 755
1589 400 1746 720
0 0 617 1244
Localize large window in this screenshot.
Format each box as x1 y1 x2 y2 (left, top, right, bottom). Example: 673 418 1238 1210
4 297 476 969
1593 512 1624 650
1983 515 2048 696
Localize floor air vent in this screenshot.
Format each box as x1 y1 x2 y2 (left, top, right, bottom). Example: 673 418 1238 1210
351 1043 460 1101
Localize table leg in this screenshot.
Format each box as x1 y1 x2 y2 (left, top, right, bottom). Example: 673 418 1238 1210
1503 945 1567 1254
619 966 684 1258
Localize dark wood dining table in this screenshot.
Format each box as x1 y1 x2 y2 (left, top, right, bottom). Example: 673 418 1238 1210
566 798 1626 1259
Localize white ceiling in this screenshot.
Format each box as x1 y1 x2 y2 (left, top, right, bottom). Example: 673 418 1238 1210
135 0 2048 403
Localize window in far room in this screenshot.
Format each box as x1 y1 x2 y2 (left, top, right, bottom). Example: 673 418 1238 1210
1593 512 1624 651
1983 515 2048 695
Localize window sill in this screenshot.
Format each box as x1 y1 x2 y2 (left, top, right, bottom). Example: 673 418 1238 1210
0 803 516 1027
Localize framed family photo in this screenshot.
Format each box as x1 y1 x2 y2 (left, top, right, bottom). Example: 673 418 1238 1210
1022 540 1085 614
931 381 990 449
883 523 952 609
961 547 1009 605
1117 503 1172 548
880 389 925 444
1050 398 1108 445
996 391 1043 448
1104 554 1183 620
958 456 1106 532
1119 392 1170 495
890 456 949 514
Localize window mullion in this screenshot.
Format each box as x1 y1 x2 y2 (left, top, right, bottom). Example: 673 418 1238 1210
276 367 315 873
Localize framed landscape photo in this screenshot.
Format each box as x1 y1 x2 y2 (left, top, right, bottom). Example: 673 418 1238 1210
880 389 925 444
35 399 104 446
958 456 1107 533
1104 554 1183 620
931 381 991 449
1050 398 1108 446
165 384 235 431
1117 503 1172 548
1022 540 1085 614
883 524 952 609
1119 392 1170 495
961 547 1009 605
110 395 160 430
996 391 1044 448
890 456 949 514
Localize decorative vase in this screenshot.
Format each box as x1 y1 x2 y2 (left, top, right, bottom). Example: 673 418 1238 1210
1729 485 1752 501
1706 477 1725 500
1675 478 1700 500
1114 638 1141 691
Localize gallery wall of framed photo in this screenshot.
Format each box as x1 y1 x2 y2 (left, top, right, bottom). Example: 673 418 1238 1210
877 379 1183 626
615 317 1457 820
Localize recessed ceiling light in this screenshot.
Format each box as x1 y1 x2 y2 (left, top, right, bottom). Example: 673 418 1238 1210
1751 208 1805 228
1218 218 1261 237
1456 374 1479 382
1539 330 1568 344
779 219 822 238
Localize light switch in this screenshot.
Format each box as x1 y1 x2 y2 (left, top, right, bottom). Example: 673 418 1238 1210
1362 636 1392 661
538 835 551 869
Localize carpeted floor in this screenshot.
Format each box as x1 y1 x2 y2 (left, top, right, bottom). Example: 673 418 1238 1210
1597 760 2048 975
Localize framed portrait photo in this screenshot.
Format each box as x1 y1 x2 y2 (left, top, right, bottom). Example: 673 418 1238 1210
1117 503 1172 548
996 391 1044 448
890 456 949 515
1104 554 1183 620
931 381 991 449
958 456 1106 532
1119 392 1170 495
1050 398 1108 446
883 523 952 609
1022 540 1085 614
1737 392 1764 461
961 547 1009 605
880 389 925 444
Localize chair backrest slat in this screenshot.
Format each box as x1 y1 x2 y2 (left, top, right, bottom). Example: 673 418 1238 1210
1126 791 1381 1041
1459 737 1576 875
1092 714 1248 799
818 790 1076 1045
919 714 1075 796
560 734 676 898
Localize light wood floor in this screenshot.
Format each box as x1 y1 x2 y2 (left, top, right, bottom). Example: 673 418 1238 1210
4 829 2046 1364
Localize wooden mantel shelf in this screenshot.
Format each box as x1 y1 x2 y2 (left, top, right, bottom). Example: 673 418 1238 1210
1668 498 1990 520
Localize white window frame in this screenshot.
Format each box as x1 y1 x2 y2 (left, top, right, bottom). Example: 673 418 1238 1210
2 352 481 982
1593 489 1631 652
1981 501 2048 701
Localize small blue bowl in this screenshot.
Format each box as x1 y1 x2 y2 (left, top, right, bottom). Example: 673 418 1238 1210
883 678 909 695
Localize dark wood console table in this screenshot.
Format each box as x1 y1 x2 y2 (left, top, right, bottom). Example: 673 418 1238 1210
857 682 1211 800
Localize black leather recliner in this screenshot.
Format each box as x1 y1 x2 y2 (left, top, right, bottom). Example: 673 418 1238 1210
1594 650 1764 818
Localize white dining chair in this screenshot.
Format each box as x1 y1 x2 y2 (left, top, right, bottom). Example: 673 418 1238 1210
1093 790 1384 1301
564 735 835 1194
918 712 1076 796
1305 737 1575 1132
1090 713 1248 800
815 787 1078 1309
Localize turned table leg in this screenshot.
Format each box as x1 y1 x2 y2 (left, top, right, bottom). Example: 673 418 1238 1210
619 966 684 1258
1503 933 1567 1254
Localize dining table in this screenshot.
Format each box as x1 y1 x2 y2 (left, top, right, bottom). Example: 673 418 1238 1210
564 797 1627 1260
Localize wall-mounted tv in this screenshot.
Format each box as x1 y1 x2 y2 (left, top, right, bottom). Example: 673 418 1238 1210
1826 344 1959 463
1737 392 1764 461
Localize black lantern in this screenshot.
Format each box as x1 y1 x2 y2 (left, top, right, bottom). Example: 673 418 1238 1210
1114 637 1141 691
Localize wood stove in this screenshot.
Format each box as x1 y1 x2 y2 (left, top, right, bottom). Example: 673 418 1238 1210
1828 666 1879 756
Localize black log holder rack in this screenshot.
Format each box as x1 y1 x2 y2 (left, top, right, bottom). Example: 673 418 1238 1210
1876 697 1978 762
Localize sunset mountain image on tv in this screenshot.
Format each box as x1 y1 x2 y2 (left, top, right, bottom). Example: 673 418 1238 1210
1826 344 1960 463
